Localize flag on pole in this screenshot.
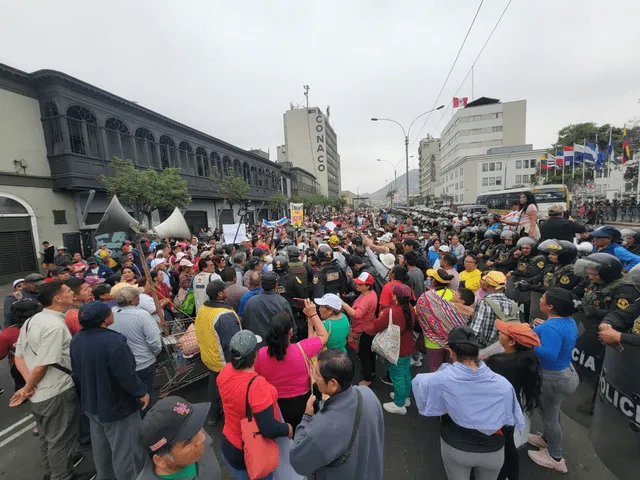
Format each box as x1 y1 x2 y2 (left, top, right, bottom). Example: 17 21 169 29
546 153 557 168
622 128 631 164
595 151 607 170
574 144 587 165
453 97 468 108
608 129 617 165
539 154 548 169
555 149 565 166
585 143 597 163
563 146 574 166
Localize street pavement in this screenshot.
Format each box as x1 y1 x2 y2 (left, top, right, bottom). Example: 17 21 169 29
0 284 620 480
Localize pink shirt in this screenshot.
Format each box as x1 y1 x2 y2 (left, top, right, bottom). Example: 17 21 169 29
255 337 323 398
349 290 379 336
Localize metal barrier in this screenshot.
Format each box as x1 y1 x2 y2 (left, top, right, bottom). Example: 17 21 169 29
590 344 640 479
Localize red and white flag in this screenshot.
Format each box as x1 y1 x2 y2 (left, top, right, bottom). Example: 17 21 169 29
453 97 468 108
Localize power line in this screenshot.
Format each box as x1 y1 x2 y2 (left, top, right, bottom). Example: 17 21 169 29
409 0 485 148
428 0 514 138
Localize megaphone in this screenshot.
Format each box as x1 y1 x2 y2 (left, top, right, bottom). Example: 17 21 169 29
94 196 140 236
153 207 191 240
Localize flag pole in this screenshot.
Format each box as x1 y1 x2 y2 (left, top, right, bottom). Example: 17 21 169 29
561 145 565 186
582 137 586 187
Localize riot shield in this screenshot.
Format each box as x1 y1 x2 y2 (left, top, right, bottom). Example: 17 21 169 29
590 344 640 479
561 311 605 428
505 277 531 323
529 291 543 326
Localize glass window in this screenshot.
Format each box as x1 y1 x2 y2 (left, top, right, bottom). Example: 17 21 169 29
482 177 488 186
489 162 495 172
489 177 495 186
522 174 530 183
455 182 459 190
496 162 502 171
482 163 488 172
523 159 529 168
460 193 464 201
516 160 522 169
455 194 459 202
494 112 502 119
530 159 536 168
492 126 503 132
460 167 464 175
455 170 458 178
0 197 28 215
460 180 464 188
516 175 521 184
496 177 502 186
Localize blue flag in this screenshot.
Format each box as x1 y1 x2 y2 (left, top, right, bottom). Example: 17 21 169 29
595 151 607 170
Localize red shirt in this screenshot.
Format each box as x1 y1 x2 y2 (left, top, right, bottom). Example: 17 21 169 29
64 309 82 336
350 290 378 336
379 280 415 308
371 305 415 357
0 325 21 366
217 364 279 450
155 283 172 301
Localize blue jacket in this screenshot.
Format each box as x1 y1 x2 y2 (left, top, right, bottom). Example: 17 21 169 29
594 243 640 271
83 264 113 279
71 328 147 422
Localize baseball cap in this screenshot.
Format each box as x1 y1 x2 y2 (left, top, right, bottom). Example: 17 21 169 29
328 235 340 245
12 278 25 288
179 258 194 267
140 396 210 453
86 256 98 264
57 245 67 250
438 245 451 253
426 269 450 284
484 271 507 289
78 300 112 328
24 273 45 286
150 258 166 268
252 247 266 258
590 226 618 238
547 204 564 216
349 255 365 267
495 320 541 348
229 330 262 360
403 238 419 248
447 326 480 347
314 293 343 311
206 280 232 299
261 271 278 290
50 266 70 275
354 271 375 285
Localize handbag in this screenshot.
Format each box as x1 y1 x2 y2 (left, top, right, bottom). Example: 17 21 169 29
371 307 401 365
241 376 280 480
177 276 196 316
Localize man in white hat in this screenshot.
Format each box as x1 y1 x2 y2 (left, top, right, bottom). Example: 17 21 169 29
54 246 72 266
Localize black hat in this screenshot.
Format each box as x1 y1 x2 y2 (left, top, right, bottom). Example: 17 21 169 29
24 273 45 286
447 326 480 347
261 271 278 290
140 396 210 453
87 256 98 264
403 238 419 248
252 247 266 258
78 301 112 328
349 255 365 267
50 266 70 275
205 280 232 300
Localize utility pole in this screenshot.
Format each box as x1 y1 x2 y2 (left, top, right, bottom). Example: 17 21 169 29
303 85 310 108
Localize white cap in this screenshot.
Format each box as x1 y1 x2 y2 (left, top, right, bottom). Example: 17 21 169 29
179 259 194 267
13 278 25 288
150 258 166 268
314 293 343 311
57 245 67 250
438 245 451 252
176 252 187 261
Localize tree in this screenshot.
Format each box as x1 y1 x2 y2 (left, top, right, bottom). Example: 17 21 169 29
212 172 250 221
267 192 288 218
100 158 191 227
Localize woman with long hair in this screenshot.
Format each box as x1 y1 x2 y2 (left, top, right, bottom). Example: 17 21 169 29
378 265 414 309
486 321 542 480
370 284 415 415
459 254 482 293
421 268 457 372
528 287 579 474
427 239 442 266
426 268 454 300
503 191 540 239
120 266 138 286
254 308 328 430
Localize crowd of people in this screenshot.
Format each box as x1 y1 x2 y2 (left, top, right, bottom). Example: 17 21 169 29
1 189 639 480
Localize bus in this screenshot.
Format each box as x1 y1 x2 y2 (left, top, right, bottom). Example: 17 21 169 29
476 184 570 220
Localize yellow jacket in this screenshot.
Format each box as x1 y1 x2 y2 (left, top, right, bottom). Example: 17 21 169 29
194 303 240 372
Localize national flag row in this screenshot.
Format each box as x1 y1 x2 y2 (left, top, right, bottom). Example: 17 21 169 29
539 129 632 170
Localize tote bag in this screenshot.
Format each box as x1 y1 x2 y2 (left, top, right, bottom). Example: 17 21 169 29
241 376 280 479
372 308 400 365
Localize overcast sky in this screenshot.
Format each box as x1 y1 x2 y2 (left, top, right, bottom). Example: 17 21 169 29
2 1 639 195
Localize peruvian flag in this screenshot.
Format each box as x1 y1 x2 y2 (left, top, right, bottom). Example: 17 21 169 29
453 97 468 108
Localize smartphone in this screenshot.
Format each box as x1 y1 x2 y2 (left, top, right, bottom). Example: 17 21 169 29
293 298 306 309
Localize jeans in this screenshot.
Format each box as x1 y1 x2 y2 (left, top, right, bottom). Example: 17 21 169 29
222 453 273 480
358 333 376 381
440 438 504 480
387 355 412 406
539 365 579 459
207 370 222 421
136 363 156 417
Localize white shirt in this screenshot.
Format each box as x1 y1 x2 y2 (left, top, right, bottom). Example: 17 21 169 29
193 271 222 312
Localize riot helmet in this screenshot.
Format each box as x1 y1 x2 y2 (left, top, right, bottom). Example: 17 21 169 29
484 230 501 240
621 227 640 245
574 253 623 283
500 230 518 242
285 245 300 259
539 239 578 264
316 244 334 262
577 241 594 256
272 255 289 273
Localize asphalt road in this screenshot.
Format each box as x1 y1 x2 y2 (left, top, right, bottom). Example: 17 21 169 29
0 287 621 480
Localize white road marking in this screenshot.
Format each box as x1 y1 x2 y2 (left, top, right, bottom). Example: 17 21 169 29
0 414 34 438
0 421 37 448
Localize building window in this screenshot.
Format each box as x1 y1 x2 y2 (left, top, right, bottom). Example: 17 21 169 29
212 152 223 176
516 160 522 169
493 112 503 119
516 175 522 184
223 156 232 176
489 162 495 172
42 100 64 155
105 117 134 163
489 177 495 186
234 160 242 176
482 163 488 172
455 182 459 190
482 177 488 186
460 167 464 175
135 128 159 168
530 159 536 168
52 210 67 225
522 174 530 183
460 180 463 188
242 162 250 182
178 142 194 174
492 126 503 132
195 147 210 177
460 193 464 201
455 194 459 202
523 159 529 168
455 170 458 178
66 105 101 157
496 161 502 171
159 135 177 169
496 177 502 186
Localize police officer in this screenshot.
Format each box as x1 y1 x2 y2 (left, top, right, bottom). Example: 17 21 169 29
486 230 518 274
312 244 348 298
621 227 640 255
600 266 640 347
535 239 581 292
508 237 546 285
272 254 308 338
286 245 313 296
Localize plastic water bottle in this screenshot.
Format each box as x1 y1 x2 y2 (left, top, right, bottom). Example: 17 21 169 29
176 349 186 366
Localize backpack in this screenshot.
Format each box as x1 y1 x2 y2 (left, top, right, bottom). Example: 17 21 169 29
484 298 520 323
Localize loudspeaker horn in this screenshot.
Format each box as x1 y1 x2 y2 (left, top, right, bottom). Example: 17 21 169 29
153 207 191 240
94 196 140 236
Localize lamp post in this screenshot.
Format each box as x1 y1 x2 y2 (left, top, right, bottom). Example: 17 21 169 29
377 156 414 205
371 105 444 205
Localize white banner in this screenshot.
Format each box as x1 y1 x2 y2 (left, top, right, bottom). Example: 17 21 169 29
222 223 247 244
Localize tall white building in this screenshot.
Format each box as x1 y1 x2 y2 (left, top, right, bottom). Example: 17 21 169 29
418 136 441 198
438 97 526 202
280 106 341 197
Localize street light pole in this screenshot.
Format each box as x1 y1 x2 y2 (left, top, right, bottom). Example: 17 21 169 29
372 105 444 206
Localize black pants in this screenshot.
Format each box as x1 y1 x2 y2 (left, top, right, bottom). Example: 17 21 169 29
358 333 376 381
207 370 222 421
498 425 518 480
136 363 156 418
278 391 311 432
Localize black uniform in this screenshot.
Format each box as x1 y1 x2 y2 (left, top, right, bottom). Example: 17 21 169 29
538 263 581 293
491 245 517 274
276 271 308 338
312 261 348 298
602 300 640 346
288 260 313 297
511 253 546 285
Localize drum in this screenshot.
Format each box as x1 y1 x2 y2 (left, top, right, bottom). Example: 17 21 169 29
590 344 640 479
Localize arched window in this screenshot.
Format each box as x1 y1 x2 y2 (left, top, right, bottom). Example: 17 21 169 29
250 166 257 186
104 117 134 162
159 135 177 169
272 172 278 190
66 105 101 157
258 168 264 187
211 152 222 176
242 162 250 183
135 128 158 168
195 147 210 177
178 141 194 174
42 100 64 154
233 159 241 176
223 156 231 176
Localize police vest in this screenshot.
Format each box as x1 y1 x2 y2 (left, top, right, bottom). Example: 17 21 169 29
289 261 308 290
322 263 342 295
194 304 240 372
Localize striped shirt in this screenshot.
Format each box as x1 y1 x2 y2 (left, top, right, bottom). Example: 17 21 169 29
468 293 515 347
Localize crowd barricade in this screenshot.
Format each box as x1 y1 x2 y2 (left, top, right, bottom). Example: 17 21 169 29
590 344 640 479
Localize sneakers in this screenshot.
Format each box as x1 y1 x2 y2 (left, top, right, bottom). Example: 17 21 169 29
389 392 411 407
382 401 407 415
380 373 393 386
528 448 568 473
72 454 84 469
527 432 548 449
410 358 423 368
